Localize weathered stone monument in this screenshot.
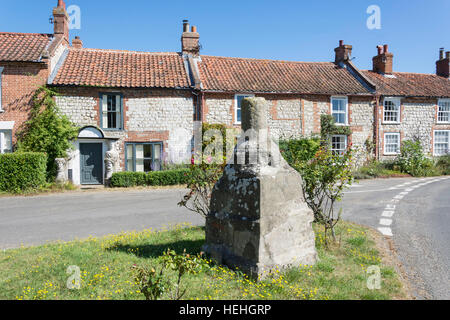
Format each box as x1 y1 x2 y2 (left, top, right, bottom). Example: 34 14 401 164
204 97 318 277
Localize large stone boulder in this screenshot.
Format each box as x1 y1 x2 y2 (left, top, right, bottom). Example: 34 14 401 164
204 97 317 278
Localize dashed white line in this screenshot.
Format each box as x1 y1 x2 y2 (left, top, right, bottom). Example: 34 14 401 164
377 177 449 237
382 211 395 218
379 218 393 226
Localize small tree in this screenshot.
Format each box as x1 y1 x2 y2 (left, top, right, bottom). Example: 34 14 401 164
293 147 353 245
288 115 354 246
16 86 78 181
178 123 229 218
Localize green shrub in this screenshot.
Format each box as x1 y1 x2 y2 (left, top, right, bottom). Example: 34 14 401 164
279 137 320 167
110 169 189 188
353 160 405 180
395 140 436 177
436 154 450 175
0 152 47 193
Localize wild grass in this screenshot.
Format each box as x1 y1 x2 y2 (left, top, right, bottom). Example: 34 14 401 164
0 222 407 300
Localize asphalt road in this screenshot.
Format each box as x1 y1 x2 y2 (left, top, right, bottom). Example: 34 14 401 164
338 176 450 300
0 188 203 250
0 177 448 299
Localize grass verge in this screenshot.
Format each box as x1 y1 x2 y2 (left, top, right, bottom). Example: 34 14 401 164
0 222 408 300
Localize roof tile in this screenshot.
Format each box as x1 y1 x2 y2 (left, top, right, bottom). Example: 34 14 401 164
51 48 190 89
197 55 371 95
0 32 52 62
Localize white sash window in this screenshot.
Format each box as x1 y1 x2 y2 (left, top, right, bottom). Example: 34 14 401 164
101 94 122 130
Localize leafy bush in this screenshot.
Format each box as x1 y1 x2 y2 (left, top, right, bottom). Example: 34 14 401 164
110 169 189 188
353 160 406 180
436 154 450 175
279 137 320 167
395 140 436 177
16 86 78 181
0 152 47 193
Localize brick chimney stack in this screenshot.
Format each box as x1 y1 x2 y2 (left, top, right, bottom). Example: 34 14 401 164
436 47 449 78
53 0 69 45
334 40 353 65
181 20 200 56
372 44 394 75
72 36 83 49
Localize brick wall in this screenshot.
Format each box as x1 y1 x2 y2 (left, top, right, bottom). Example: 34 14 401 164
0 62 49 144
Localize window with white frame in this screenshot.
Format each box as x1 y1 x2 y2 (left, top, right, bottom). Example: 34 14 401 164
434 130 449 156
0 66 4 112
384 133 400 155
235 94 254 124
437 99 450 123
0 130 12 154
331 135 347 155
383 98 401 123
100 93 123 130
331 96 348 125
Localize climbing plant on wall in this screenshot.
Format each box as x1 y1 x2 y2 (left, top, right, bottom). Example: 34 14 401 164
16 86 78 181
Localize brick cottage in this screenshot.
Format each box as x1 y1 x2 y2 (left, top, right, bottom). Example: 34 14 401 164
0 1 449 185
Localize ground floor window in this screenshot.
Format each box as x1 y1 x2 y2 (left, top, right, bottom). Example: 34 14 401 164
384 133 400 155
126 142 162 172
434 130 450 156
0 130 12 154
331 135 347 155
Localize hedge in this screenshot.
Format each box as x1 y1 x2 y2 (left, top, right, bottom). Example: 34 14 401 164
0 152 47 193
110 169 190 188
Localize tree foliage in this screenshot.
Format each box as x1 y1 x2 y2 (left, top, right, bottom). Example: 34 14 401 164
16 86 78 180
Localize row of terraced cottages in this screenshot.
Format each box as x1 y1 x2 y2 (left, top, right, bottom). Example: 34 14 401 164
0 1 449 185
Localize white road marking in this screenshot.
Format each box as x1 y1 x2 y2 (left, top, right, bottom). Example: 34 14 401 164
380 218 393 226
382 211 395 218
378 227 393 236
377 177 449 237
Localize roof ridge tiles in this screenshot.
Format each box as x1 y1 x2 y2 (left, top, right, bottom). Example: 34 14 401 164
69 47 181 56
200 55 334 65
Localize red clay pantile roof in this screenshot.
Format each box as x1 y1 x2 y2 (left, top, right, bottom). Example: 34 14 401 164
0 32 52 62
51 48 190 89
197 55 372 95
361 70 450 98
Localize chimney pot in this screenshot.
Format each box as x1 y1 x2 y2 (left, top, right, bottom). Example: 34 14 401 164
377 45 383 55
72 36 83 49
183 20 190 33
383 44 389 53
439 48 445 60
191 26 197 33
339 40 344 46
446 51 450 59
57 0 65 9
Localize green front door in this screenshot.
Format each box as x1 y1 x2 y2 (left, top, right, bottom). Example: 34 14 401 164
80 143 103 185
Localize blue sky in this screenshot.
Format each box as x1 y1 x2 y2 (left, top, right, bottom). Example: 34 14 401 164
1 0 449 74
